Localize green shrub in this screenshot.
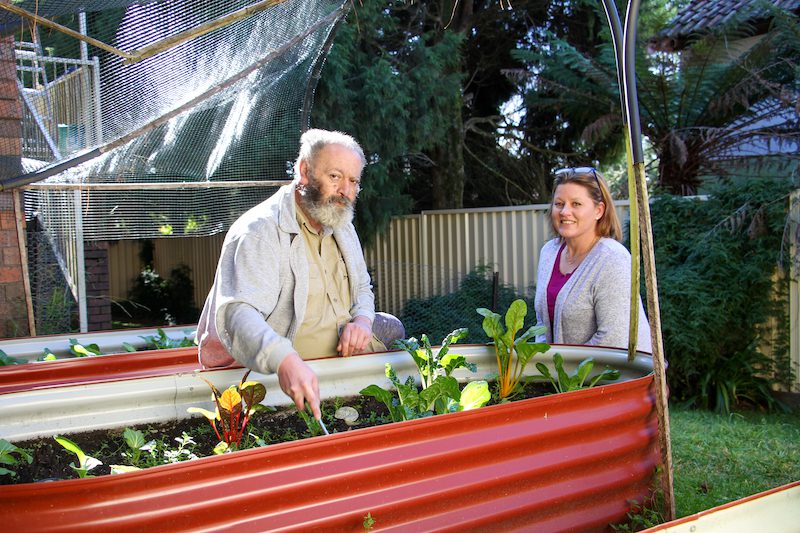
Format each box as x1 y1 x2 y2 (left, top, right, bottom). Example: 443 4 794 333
126 264 199 326
650 178 795 412
398 266 531 345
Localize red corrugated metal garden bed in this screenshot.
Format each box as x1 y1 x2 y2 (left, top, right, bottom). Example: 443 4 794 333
2 345 660 531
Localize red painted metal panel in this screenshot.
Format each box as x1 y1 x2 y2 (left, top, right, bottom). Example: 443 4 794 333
4 375 660 532
0 347 207 395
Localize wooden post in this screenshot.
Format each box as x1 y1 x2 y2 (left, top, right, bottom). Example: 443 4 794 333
12 189 35 336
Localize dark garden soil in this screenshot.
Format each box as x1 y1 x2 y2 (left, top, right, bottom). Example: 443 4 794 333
3 382 554 486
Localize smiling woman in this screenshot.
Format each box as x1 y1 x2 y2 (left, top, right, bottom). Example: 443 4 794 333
534 167 651 353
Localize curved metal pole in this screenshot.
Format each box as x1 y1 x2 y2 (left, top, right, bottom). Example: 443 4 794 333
599 0 675 520
597 0 641 363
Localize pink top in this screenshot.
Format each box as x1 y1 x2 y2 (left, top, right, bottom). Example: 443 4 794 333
547 243 571 327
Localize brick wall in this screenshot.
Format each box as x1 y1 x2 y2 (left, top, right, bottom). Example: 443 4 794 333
0 34 30 338
85 241 112 331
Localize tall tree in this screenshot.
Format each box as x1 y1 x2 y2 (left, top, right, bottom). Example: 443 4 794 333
312 1 543 234
312 1 465 242
511 2 800 195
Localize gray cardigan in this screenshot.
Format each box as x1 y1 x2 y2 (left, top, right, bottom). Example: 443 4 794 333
196 182 376 374
534 237 652 353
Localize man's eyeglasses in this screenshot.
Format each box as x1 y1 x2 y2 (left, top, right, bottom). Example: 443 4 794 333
554 166 599 184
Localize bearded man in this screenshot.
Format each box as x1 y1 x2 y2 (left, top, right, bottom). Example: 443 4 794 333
196 129 403 419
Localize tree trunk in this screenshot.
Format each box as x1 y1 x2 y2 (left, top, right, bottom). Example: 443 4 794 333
429 92 465 209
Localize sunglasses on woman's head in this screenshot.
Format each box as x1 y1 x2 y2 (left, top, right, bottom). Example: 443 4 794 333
554 167 599 184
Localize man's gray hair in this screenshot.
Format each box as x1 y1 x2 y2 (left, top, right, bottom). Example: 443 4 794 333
293 129 366 181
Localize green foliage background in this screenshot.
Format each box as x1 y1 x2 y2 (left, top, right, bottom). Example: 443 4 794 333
650 178 796 411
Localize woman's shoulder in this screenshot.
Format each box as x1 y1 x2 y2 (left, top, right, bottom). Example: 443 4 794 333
593 238 632 269
597 237 631 256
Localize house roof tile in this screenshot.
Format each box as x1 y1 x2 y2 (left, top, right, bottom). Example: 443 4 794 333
651 0 800 51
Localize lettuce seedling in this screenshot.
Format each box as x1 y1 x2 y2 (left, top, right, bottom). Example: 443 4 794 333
361 329 490 422
55 436 102 478
68 338 102 357
121 428 147 466
140 328 195 350
535 353 621 393
188 370 270 453
0 349 26 366
0 439 33 477
477 299 549 401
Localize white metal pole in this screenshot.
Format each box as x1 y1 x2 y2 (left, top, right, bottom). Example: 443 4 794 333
74 189 88 332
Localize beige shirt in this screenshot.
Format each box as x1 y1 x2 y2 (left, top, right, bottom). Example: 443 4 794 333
294 206 353 358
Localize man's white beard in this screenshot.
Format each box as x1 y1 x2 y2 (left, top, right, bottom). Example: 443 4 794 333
297 173 355 230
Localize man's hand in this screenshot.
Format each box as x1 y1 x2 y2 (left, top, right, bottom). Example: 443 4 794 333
337 316 373 357
276 352 321 419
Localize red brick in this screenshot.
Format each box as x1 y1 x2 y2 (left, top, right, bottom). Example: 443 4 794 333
0 37 14 61
0 117 21 138
3 281 23 300
0 99 21 120
0 211 15 230
0 229 17 246
2 245 20 266
0 266 21 283
0 138 21 157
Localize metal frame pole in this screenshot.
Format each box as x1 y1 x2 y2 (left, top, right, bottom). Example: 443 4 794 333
598 0 675 520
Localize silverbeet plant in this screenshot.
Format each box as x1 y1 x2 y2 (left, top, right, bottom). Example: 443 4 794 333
477 299 549 401
188 370 270 454
0 439 32 477
360 328 490 422
536 353 621 394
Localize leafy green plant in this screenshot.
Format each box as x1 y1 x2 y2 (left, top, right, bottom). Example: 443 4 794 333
120 428 148 466
0 349 26 366
68 338 101 357
363 513 376 532
55 436 102 478
38 348 57 361
699 349 787 414
361 329 490 422
398 266 529 345
535 353 621 394
0 439 33 477
188 370 271 453
610 493 665 532
650 180 796 412
477 299 549 401
297 405 328 437
140 328 196 350
127 263 200 325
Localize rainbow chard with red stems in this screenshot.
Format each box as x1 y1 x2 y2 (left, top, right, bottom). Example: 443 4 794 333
188 370 270 454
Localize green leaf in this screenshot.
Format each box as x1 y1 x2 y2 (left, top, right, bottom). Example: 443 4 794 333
477 308 503 339
123 428 145 450
458 380 491 411
440 353 474 376
554 354 572 392
55 436 87 465
504 299 527 337
240 381 267 409
122 342 137 353
575 358 595 388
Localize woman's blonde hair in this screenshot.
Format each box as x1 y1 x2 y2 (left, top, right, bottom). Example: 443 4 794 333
548 167 622 241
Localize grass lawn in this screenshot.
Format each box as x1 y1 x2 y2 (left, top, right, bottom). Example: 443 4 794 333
670 404 800 518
